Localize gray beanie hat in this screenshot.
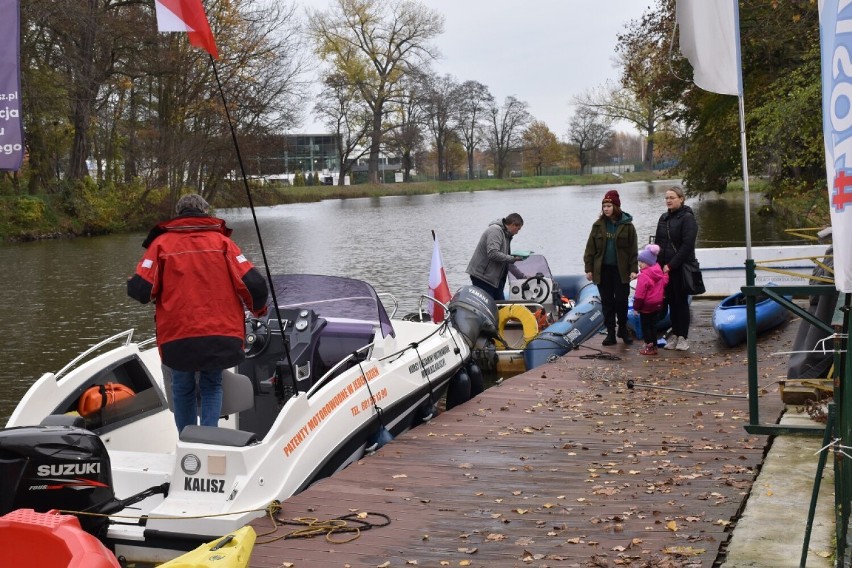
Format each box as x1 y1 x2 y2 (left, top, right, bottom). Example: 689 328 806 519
175 193 210 214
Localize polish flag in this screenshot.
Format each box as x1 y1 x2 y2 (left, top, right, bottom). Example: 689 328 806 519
428 232 452 323
155 0 219 59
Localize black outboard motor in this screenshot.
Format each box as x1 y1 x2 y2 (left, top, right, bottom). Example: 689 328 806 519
0 426 123 540
448 285 498 348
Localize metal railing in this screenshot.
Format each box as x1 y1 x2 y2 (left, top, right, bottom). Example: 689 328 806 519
738 256 852 563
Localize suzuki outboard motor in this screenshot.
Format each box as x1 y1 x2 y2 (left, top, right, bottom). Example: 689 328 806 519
448 285 498 348
0 426 123 539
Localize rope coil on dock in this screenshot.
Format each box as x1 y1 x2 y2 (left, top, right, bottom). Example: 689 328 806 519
256 510 391 545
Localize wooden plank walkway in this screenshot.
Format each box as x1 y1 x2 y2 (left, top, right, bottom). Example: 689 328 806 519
248 301 799 567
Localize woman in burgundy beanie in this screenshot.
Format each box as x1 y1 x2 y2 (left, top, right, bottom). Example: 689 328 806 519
583 189 638 346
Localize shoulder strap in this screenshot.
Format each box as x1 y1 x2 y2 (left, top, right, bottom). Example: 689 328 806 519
666 221 678 253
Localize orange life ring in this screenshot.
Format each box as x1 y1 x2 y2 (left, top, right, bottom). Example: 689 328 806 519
496 305 540 349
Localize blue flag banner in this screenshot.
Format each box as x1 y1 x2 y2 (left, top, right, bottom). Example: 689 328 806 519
820 1 852 292
0 0 24 171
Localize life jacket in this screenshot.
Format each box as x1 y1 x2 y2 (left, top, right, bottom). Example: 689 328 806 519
533 308 550 330
77 383 135 417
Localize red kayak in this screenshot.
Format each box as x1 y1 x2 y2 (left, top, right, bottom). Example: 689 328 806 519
0 508 120 568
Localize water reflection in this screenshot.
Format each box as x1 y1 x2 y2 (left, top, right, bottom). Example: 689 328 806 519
0 181 812 421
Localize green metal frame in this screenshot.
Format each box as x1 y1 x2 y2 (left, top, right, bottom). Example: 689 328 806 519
737 260 850 560
836 294 851 564
742 257 835 435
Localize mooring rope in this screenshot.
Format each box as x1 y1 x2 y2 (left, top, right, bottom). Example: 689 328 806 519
256 511 391 545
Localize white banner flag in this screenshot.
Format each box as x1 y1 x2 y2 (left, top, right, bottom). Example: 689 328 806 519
820 0 852 292
676 0 741 96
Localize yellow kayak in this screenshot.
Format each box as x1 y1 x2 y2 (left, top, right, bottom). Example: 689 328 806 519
159 526 256 568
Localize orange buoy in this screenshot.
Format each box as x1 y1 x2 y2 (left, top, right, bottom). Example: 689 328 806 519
0 508 120 568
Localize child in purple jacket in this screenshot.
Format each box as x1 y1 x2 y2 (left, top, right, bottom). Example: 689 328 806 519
633 244 669 355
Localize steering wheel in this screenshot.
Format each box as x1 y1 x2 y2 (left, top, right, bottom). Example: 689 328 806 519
520 274 551 303
244 315 270 358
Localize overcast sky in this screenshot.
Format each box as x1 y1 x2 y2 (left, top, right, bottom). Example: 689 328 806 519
300 0 655 135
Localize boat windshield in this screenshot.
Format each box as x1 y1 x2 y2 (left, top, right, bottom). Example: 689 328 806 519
508 254 554 283
268 274 395 338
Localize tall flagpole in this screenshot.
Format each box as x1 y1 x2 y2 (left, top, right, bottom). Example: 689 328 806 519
732 0 754 285
209 55 297 400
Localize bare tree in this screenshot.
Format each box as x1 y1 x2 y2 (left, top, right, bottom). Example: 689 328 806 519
574 81 673 172
384 76 425 182
571 2 681 171
457 80 493 179
314 73 371 185
566 106 613 174
308 0 443 184
485 96 531 179
418 72 461 180
20 0 308 202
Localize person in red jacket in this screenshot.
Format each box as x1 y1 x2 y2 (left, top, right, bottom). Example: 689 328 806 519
127 194 268 433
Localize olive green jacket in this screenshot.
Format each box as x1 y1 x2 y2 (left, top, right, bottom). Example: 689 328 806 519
583 212 638 284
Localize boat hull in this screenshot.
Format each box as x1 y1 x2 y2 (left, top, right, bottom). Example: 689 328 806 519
159 526 255 568
522 276 604 370
696 245 828 297
3 275 474 563
0 508 120 568
713 289 790 347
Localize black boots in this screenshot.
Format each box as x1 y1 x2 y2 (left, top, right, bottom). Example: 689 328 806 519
602 328 617 346
617 326 633 345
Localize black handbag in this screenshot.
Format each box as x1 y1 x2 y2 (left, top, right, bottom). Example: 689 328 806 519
682 259 706 295
666 221 705 295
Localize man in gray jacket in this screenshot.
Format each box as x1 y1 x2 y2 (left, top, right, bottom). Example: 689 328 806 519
466 213 526 300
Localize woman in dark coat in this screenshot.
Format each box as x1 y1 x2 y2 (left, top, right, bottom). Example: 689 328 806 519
653 186 698 351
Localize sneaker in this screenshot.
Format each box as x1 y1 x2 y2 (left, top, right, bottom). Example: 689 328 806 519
639 343 658 356
602 331 617 346
663 335 678 350
675 337 690 351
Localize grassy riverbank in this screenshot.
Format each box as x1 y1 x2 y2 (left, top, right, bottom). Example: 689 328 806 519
215 171 660 207
0 172 657 242
0 171 830 242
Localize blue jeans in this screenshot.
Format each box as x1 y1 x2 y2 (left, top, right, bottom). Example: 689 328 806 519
470 275 506 301
171 369 223 433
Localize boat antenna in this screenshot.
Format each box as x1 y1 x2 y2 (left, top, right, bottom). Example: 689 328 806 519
209 55 298 401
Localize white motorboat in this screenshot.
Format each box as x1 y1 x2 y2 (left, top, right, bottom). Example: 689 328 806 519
0 274 484 563
695 244 831 297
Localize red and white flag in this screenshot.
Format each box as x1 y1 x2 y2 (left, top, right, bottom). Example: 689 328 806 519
155 0 219 59
428 233 452 323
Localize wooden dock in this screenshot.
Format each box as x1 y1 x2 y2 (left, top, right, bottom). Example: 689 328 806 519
248 301 804 567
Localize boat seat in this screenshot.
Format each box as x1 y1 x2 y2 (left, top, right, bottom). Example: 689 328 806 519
161 367 255 417
179 425 258 447
40 414 86 428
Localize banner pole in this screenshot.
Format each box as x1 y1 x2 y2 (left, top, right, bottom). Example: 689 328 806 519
731 0 754 286
738 93 754 286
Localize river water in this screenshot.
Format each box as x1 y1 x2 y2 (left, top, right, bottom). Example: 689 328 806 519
0 181 805 422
